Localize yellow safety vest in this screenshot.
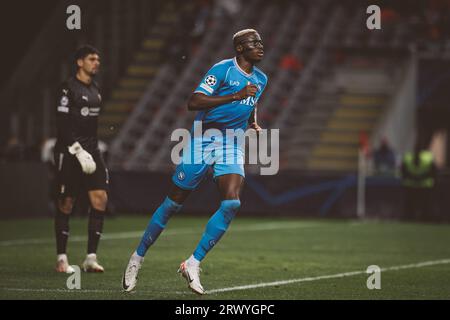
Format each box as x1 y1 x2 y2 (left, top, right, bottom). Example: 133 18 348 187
402 151 435 188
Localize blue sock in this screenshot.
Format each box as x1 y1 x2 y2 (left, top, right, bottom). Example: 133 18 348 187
193 199 241 261
136 197 182 257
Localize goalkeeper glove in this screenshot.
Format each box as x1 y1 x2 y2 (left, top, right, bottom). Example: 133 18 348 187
68 142 96 174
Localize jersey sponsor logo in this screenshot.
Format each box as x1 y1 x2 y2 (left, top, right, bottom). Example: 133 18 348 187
57 106 69 113
240 96 257 106
81 107 89 116
89 107 100 116
229 80 240 86
205 75 217 86
200 83 214 94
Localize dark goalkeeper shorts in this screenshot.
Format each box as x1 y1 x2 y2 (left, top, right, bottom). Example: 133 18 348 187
54 149 109 198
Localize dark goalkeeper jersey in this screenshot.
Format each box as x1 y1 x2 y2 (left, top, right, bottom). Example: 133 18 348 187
55 77 102 153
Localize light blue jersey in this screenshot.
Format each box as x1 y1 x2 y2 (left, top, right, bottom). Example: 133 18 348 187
172 57 268 190
193 57 268 131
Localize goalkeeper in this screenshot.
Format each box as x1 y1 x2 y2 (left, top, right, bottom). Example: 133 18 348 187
53 45 108 273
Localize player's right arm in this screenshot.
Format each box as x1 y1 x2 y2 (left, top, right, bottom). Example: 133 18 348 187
187 63 258 111
56 84 96 174
188 86 258 111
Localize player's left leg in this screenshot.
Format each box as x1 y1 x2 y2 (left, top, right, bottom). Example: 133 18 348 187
179 173 243 295
191 173 243 261
81 189 107 272
82 151 109 272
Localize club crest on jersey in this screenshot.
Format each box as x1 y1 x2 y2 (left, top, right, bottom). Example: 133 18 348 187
60 96 69 106
81 107 89 116
205 75 217 87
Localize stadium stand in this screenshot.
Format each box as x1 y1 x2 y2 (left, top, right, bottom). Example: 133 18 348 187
2 0 450 174
109 0 431 173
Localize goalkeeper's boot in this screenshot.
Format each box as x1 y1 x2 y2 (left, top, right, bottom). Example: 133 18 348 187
55 254 75 274
82 253 104 272
177 260 205 295
122 253 144 292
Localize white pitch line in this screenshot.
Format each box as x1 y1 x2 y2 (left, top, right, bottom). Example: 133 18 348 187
206 258 450 294
2 259 449 296
0 221 320 247
0 288 188 295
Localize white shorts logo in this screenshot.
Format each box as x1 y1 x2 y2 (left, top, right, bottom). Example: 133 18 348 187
81 107 89 116
177 171 185 181
205 75 217 87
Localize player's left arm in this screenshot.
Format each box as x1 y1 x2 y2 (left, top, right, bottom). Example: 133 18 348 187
248 104 262 132
248 75 267 132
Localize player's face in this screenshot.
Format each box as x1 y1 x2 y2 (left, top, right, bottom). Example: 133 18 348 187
78 54 101 76
239 33 264 63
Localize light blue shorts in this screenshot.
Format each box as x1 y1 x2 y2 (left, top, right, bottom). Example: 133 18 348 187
172 134 245 190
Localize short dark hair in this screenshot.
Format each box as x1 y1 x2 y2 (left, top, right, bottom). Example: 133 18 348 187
74 45 100 62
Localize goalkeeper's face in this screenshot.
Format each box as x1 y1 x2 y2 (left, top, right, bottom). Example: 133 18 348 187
236 32 264 63
77 53 101 77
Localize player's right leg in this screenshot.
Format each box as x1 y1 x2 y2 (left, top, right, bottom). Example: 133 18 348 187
122 184 193 292
53 150 81 274
55 197 75 274
122 136 210 292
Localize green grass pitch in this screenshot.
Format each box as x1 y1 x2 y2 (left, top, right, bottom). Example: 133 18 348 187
1 215 450 300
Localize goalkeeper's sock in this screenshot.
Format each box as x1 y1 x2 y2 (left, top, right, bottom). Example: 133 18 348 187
192 200 241 261
136 197 182 257
87 208 105 254
55 209 70 255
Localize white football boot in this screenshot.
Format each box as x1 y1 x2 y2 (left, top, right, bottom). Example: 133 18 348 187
82 253 104 272
177 260 205 295
122 252 144 292
55 254 75 274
